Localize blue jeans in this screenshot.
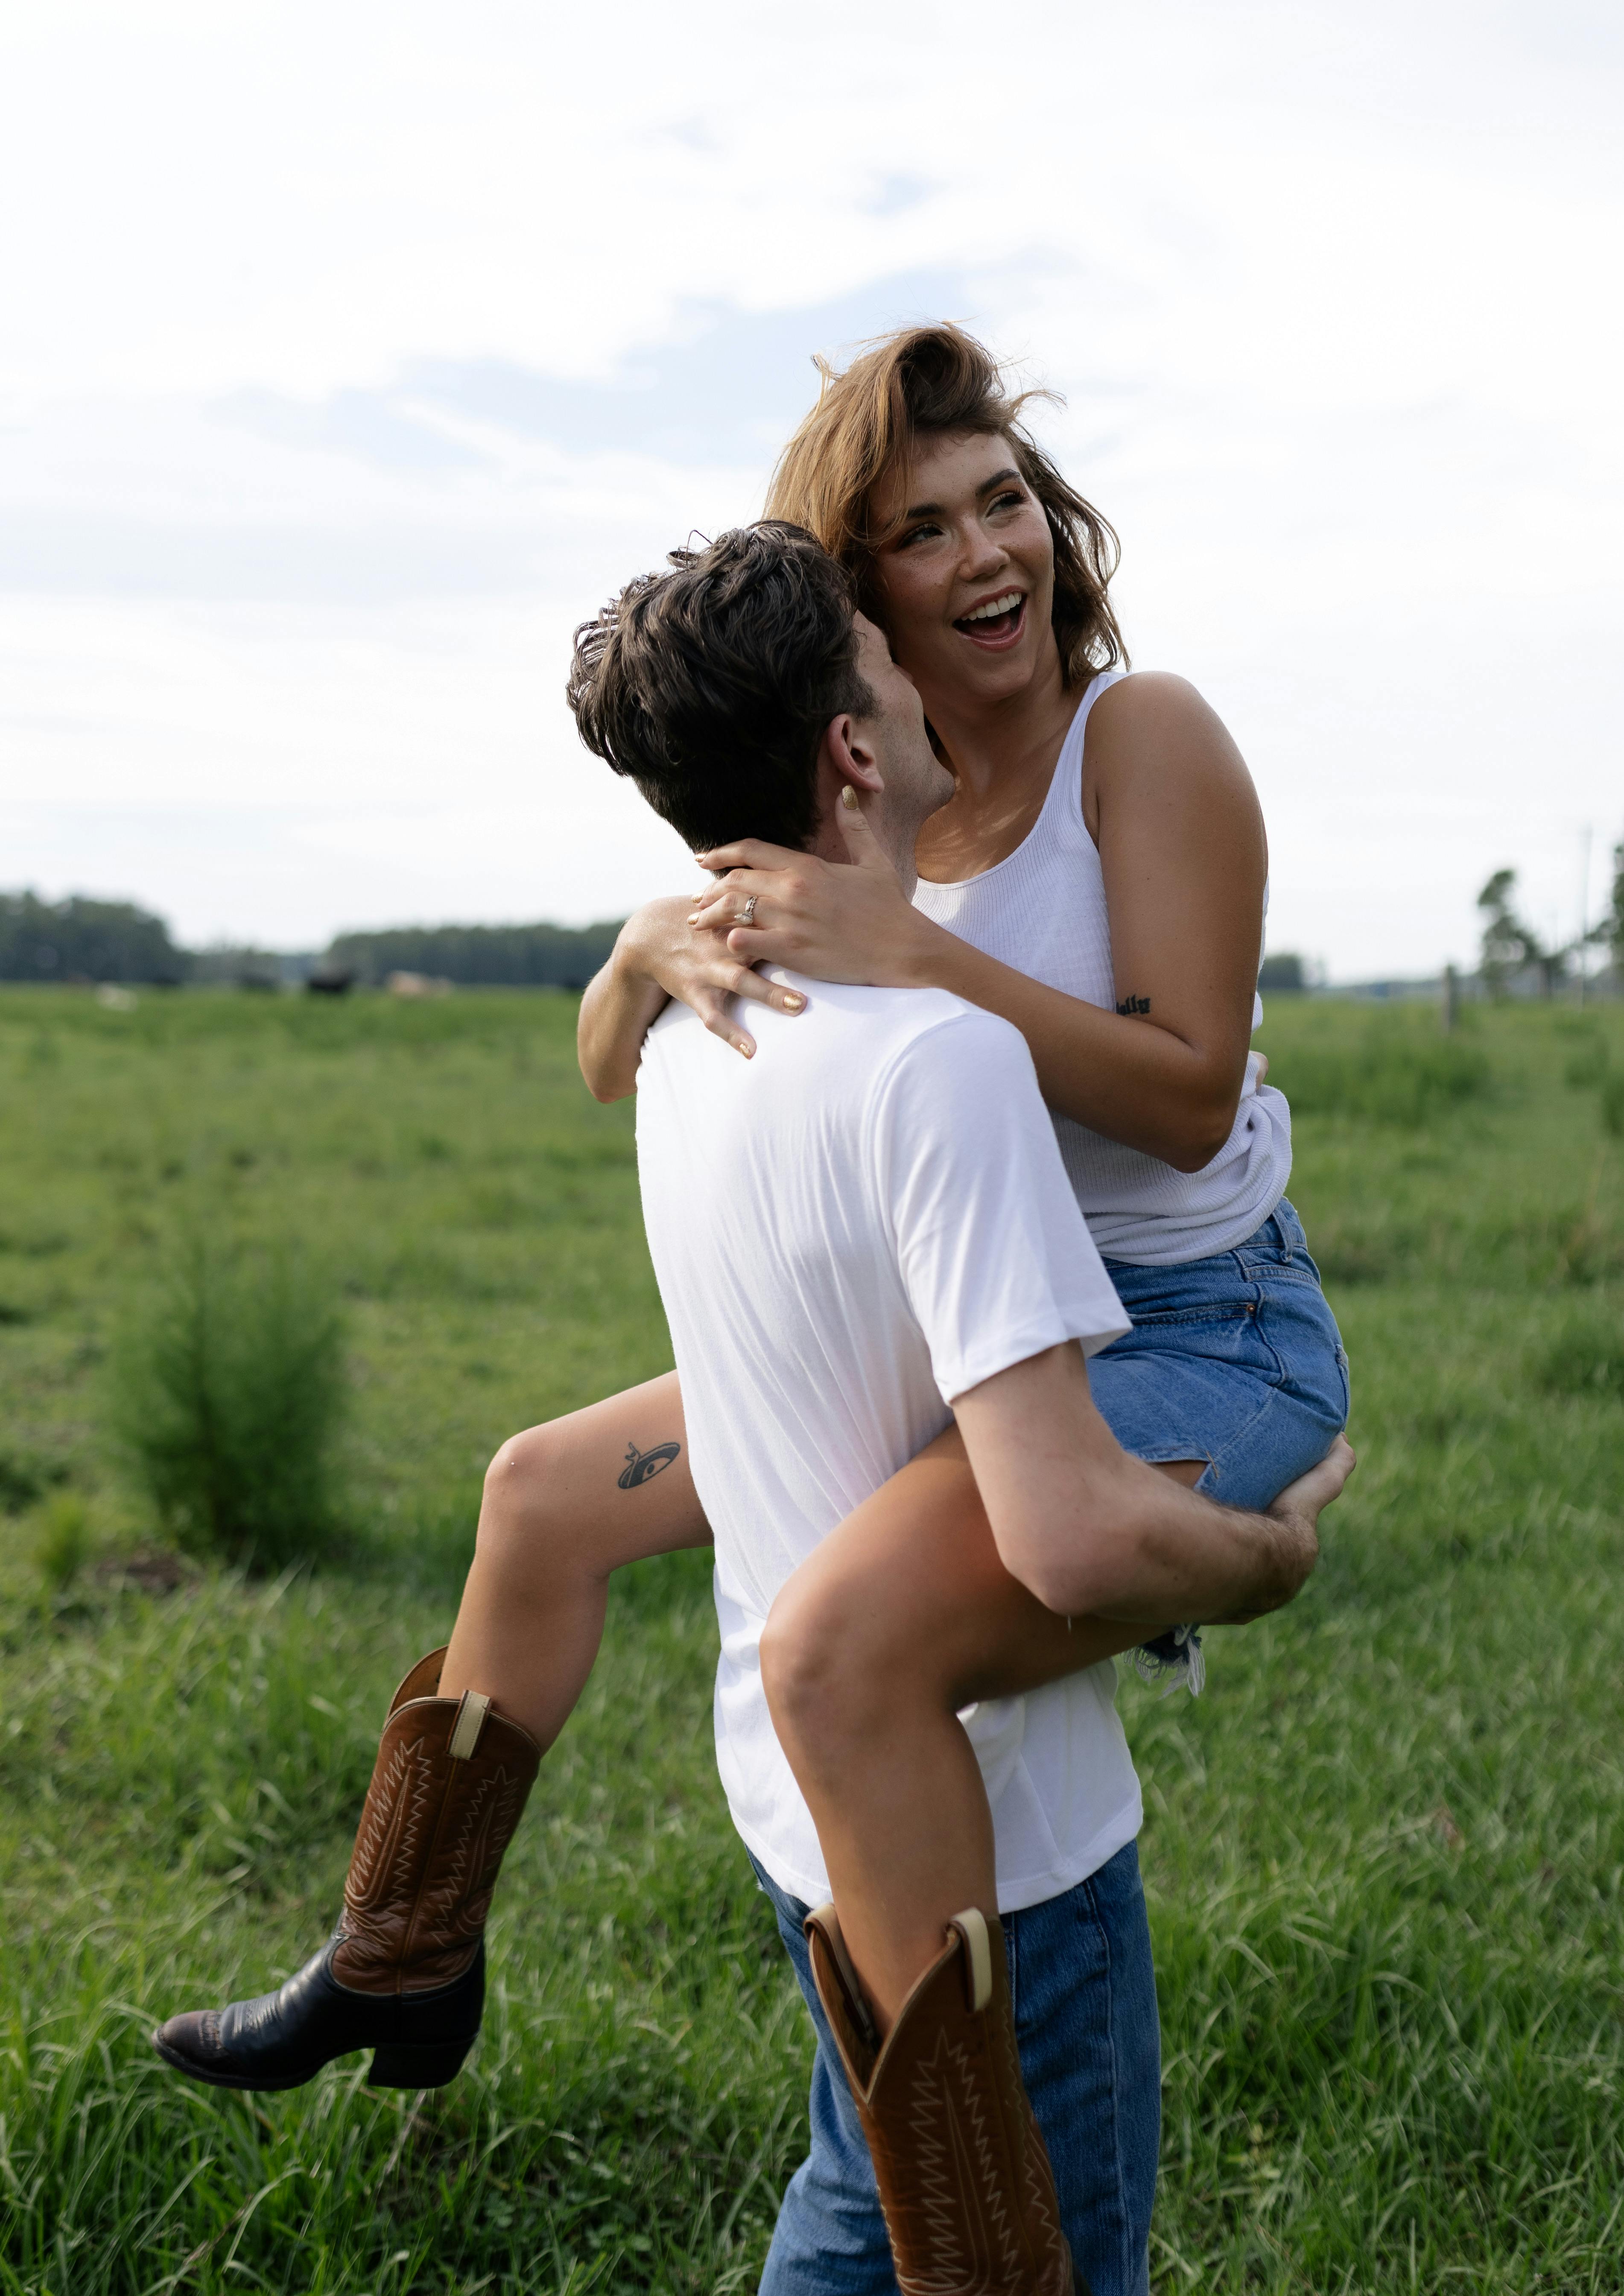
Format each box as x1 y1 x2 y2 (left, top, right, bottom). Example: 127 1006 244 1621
1090 1197 1349 1510
754 1842 1159 2296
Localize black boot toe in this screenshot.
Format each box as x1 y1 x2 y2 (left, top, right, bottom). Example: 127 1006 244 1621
151 2009 235 2084
150 1939 484 2093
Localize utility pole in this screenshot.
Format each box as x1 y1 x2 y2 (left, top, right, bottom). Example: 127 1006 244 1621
1441 962 1458 1034
1577 825 1592 1009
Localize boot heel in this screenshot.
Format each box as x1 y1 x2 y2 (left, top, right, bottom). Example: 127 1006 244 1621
368 2037 473 2089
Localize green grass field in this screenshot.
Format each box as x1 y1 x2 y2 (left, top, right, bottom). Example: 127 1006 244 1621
2 986 1621 2295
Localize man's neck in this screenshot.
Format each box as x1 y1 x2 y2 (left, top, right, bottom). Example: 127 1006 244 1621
808 802 920 901
885 825 920 905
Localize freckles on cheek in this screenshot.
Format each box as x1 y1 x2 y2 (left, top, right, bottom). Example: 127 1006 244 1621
889 567 949 635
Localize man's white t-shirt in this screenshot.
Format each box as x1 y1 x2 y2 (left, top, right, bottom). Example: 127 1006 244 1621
635 972 1143 1913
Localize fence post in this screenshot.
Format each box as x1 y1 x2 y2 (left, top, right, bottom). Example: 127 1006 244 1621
1441 964 1458 1035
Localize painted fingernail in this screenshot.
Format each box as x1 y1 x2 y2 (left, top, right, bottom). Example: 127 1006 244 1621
783 992 804 1010
840 785 859 810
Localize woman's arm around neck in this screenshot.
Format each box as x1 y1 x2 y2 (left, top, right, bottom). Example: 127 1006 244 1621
578 895 813 1100
687 673 1267 1170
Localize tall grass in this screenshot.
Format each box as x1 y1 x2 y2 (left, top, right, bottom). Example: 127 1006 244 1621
31 1490 91 1591
0 1559 790 2295
1265 1015 1490 1126
1534 1303 1624 1401
1 988 1621 2290
107 1241 348 1569
1256 1001 1624 1289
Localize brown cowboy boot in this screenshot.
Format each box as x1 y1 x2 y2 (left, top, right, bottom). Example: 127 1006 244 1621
152 1648 541 2091
805 1901 1082 2296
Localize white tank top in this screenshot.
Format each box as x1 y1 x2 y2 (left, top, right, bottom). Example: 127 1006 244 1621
911 671 1293 1267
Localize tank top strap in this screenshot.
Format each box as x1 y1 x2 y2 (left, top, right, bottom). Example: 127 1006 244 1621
1061 666 1125 836
1043 667 1129 840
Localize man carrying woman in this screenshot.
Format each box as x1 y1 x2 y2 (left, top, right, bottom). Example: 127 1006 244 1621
154 327 1352 2293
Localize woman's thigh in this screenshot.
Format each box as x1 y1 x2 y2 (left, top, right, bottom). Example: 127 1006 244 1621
771 1341 1323 1717
772 1431 1142 1713
488 1369 711 1576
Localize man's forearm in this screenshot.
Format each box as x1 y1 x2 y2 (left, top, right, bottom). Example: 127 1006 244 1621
954 1342 1318 1622
1080 1470 1313 1625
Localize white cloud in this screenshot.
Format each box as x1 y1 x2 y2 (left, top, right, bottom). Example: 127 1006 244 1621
0 0 1619 971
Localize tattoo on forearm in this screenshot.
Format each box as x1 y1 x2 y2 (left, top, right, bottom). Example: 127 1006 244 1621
618 1438 681 1490
1116 994 1151 1016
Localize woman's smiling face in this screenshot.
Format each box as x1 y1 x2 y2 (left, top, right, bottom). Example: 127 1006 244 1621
867 428 1059 711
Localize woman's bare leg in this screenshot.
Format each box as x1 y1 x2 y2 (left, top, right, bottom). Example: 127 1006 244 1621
149 1370 710 2094
439 1370 710 1746
760 1430 1201 2033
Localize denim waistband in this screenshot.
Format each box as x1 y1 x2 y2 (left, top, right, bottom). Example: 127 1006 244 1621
1244 1197 1305 1255
1104 1194 1303 1276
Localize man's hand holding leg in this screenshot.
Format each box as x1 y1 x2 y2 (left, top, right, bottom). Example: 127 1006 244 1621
952 1342 1352 1627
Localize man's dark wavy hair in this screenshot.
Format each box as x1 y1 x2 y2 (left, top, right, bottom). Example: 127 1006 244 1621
567 521 873 855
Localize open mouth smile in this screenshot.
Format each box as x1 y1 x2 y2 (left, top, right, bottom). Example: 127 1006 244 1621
952 590 1026 649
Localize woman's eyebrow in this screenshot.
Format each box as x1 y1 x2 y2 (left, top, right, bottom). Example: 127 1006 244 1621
900 466 1022 521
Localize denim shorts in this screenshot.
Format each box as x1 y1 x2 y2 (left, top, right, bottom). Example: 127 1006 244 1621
1090 1197 1349 1511
754 1840 1158 2296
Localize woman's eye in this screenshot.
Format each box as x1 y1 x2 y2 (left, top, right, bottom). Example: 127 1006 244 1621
897 522 940 548
990 491 1024 514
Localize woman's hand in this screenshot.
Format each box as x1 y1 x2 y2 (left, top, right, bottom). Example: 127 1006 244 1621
578 895 809 1099
691 793 942 987
624 892 815 1055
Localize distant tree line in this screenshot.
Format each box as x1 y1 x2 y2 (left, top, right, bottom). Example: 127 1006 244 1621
0 892 187 983
324 921 625 989
9 858 1624 998
0 895 626 989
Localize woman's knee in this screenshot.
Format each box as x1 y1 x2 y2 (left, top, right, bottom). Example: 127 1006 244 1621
760 1563 933 1767
476 1423 568 1568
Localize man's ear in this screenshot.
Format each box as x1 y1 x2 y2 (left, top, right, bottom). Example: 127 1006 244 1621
821 713 885 796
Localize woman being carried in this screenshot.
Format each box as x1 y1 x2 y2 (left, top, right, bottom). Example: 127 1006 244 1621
154 328 1351 2295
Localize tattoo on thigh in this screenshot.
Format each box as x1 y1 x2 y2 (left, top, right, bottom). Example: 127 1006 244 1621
618 1438 681 1490
1116 993 1151 1015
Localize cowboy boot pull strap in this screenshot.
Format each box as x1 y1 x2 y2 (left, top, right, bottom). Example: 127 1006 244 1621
333 1659 540 1997
947 1906 993 2012
447 1690 491 1760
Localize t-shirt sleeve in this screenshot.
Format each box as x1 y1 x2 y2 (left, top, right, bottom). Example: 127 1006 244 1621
870 1009 1130 1405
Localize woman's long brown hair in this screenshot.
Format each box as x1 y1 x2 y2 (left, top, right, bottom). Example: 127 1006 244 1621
765 322 1126 688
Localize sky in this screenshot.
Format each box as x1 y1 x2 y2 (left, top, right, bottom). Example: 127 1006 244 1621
2 0 1620 979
